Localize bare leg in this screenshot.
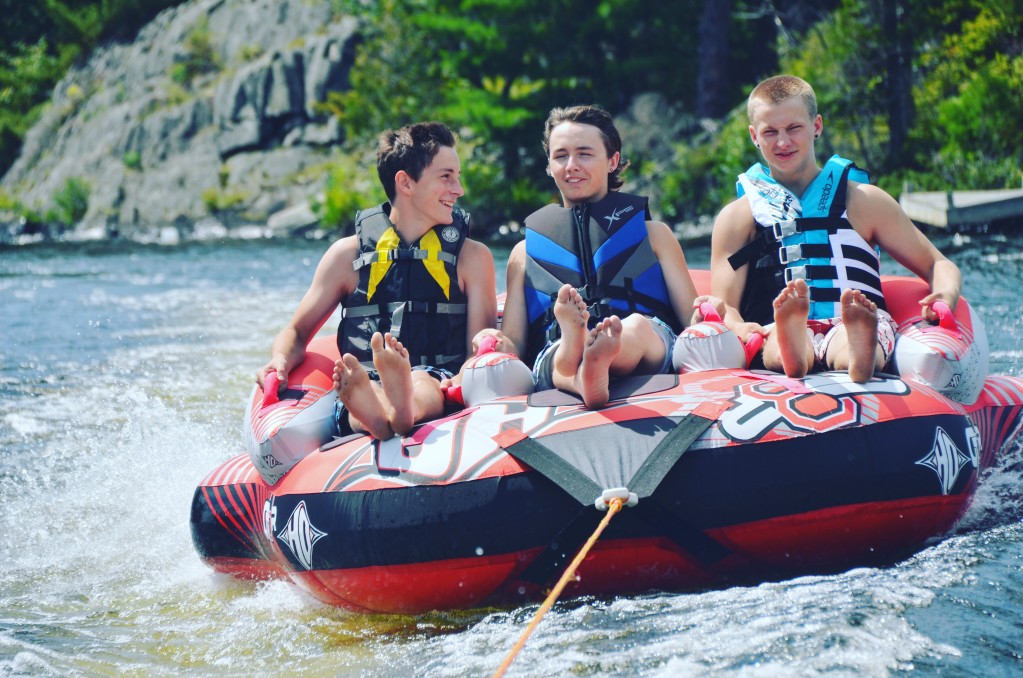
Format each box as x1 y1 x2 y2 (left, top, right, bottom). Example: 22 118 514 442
836 288 879 383
578 316 623 409
410 371 445 428
334 354 392 439
372 332 415 435
551 284 590 387
772 279 813 378
608 313 665 376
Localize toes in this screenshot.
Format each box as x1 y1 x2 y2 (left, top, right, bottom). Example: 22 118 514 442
370 332 385 351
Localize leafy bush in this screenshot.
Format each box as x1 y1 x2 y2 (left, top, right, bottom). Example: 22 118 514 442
458 137 552 228
310 151 386 234
49 176 91 226
201 185 250 212
652 110 759 222
170 19 222 86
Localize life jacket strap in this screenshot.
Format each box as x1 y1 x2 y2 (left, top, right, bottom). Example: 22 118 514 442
353 248 458 270
341 301 468 318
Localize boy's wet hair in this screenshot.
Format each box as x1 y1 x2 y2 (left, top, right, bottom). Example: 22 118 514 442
543 105 630 191
377 122 457 201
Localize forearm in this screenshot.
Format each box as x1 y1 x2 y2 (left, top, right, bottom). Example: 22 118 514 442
270 327 307 372
929 259 962 309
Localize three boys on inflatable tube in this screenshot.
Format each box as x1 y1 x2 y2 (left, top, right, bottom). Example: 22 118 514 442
252 75 976 484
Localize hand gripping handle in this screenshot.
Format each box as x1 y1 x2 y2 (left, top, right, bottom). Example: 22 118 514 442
477 335 498 355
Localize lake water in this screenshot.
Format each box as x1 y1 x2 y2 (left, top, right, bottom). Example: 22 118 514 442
1 232 1022 676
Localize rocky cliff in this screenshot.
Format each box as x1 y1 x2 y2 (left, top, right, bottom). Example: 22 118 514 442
1 0 358 242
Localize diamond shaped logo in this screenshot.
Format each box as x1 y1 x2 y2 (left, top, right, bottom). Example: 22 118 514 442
277 500 326 570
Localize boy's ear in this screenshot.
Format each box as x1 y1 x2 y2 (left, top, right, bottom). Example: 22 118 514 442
394 170 413 196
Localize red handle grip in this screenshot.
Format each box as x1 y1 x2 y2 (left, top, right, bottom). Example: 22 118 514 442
931 301 956 331
262 371 281 408
477 335 498 356
699 302 722 323
743 332 765 368
441 384 465 407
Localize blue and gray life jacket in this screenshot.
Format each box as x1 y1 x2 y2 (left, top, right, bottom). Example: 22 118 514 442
728 155 886 323
522 191 680 366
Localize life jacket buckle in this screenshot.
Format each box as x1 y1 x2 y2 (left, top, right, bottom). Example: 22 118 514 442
784 265 808 282
589 301 615 320
772 219 798 240
545 322 561 345
779 244 804 264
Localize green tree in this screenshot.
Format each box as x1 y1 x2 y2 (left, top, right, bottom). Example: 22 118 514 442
911 0 1023 189
778 0 1022 194
328 0 746 227
0 0 182 177
0 40 66 172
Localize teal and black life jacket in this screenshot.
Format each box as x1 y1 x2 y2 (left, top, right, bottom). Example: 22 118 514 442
521 191 680 366
338 203 469 374
728 155 886 322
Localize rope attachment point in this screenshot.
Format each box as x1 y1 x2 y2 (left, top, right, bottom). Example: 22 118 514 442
595 487 638 511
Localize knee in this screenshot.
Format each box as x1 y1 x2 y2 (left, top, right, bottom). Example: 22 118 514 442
411 372 444 411
621 313 655 339
411 370 441 393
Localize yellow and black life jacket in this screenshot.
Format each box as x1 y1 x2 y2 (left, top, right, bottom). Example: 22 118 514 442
338 203 469 373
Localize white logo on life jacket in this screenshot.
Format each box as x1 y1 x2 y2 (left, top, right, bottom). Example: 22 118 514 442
915 426 975 495
277 500 326 570
441 225 460 243
604 205 634 227
817 170 835 213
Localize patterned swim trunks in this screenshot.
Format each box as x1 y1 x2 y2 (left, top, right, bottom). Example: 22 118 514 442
807 309 898 369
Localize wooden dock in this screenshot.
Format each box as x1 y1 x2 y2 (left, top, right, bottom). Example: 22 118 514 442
899 188 1023 228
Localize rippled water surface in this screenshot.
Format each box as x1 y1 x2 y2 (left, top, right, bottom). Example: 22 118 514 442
1 233 1021 676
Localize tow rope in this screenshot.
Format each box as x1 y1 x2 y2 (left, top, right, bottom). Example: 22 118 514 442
493 490 633 677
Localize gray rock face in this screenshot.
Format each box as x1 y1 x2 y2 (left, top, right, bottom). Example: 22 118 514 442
1 0 358 240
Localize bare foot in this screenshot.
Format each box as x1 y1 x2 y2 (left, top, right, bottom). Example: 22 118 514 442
773 279 812 378
840 288 879 383
551 284 590 384
578 316 622 409
334 354 392 439
372 332 415 435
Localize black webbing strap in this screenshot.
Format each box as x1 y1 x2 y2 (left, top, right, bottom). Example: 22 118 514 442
500 434 602 505
628 414 717 497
